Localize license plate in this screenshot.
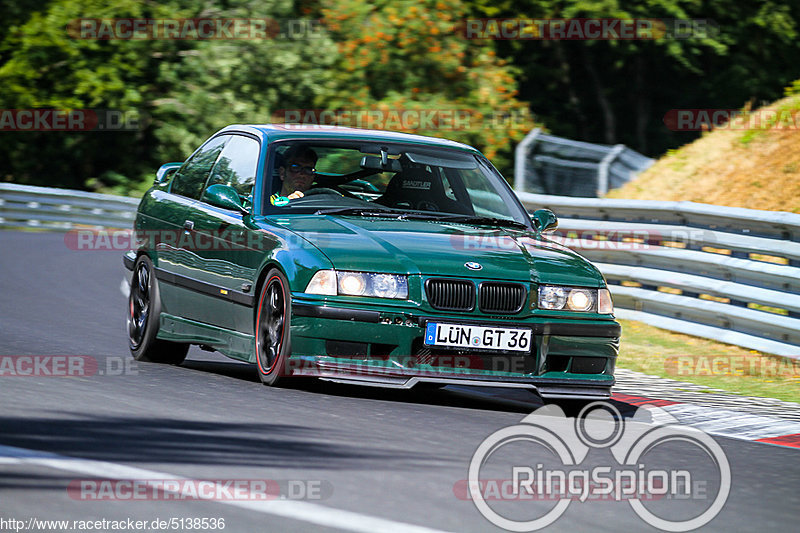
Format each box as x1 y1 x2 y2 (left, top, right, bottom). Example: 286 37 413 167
424 322 532 352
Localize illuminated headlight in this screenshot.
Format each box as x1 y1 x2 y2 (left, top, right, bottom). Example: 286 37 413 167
567 288 594 312
538 285 611 312
339 272 367 295
338 272 408 298
305 270 408 299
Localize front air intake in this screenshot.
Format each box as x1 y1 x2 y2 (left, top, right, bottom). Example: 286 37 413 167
479 282 527 314
425 278 475 311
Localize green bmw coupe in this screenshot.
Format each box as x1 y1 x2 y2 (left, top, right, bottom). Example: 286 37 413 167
124 125 619 401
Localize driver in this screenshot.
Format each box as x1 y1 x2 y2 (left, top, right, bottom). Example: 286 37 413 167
270 145 318 205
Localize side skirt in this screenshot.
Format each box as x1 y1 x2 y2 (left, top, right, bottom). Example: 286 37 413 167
157 313 254 362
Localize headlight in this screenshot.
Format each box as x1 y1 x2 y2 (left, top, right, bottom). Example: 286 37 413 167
538 285 612 313
338 271 408 298
567 288 594 312
339 272 367 296
538 286 567 310
371 273 402 298
305 270 408 299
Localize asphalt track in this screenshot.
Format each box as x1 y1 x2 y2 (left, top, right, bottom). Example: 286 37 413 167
1 230 799 532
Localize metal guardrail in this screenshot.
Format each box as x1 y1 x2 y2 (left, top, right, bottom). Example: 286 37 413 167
514 129 654 197
0 183 138 229
518 192 800 358
2 183 798 358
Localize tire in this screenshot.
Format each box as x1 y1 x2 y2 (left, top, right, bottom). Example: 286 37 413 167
128 255 189 365
255 268 292 386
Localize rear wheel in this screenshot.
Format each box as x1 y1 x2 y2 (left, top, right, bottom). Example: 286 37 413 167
255 269 292 386
128 255 188 364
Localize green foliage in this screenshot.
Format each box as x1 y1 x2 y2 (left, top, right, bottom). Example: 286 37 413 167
319 0 535 171
0 0 798 192
466 0 800 154
785 79 800 97
0 0 340 190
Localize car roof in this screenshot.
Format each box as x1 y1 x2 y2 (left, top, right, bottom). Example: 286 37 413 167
215 124 480 154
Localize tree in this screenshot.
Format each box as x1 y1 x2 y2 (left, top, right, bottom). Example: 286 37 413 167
466 0 800 156
318 0 536 173
0 0 339 191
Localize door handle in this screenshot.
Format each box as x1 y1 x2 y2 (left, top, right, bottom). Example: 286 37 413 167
184 220 194 231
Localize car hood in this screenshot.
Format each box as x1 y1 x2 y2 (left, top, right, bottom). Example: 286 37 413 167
267 215 604 286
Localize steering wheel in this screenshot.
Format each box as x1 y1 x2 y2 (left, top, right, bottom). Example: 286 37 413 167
303 187 344 197
307 186 365 200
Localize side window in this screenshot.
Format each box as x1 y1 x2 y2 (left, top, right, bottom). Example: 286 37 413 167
204 135 260 200
170 135 228 199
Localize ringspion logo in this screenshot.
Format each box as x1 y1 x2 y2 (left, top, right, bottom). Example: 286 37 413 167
464 403 730 531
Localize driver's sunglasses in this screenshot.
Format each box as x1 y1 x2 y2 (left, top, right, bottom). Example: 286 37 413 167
288 164 316 176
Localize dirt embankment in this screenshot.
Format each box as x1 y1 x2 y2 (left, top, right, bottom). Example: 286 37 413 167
607 93 800 213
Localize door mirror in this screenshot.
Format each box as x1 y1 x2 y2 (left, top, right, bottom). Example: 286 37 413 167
202 184 249 214
155 162 182 186
531 208 558 234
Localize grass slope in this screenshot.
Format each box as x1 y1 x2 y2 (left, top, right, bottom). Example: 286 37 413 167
607 91 800 213
617 320 799 404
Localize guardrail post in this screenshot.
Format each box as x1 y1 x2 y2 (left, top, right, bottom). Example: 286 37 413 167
597 144 625 196
514 128 541 192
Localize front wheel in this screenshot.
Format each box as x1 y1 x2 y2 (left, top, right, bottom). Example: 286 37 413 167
128 255 188 364
255 269 292 386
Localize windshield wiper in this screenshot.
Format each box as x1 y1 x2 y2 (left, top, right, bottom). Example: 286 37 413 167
315 207 455 222
436 215 529 230
315 207 460 222
314 207 399 217
315 208 528 229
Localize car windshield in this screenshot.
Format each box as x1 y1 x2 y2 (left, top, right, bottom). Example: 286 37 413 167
262 141 531 227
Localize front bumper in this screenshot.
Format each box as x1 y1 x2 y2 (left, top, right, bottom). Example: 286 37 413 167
289 301 619 400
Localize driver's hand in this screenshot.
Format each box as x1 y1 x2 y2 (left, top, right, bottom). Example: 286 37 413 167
287 191 304 199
